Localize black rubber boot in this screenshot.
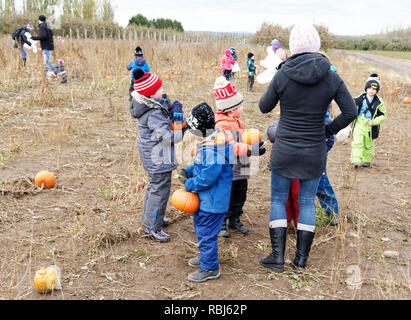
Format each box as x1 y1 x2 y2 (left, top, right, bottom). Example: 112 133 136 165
259 227 287 273
293 230 315 269
23 57 26 67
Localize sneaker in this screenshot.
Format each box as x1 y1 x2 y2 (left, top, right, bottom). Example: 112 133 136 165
146 229 171 242
217 222 230 238
361 162 370 167
188 256 200 268
228 217 250 234
328 213 339 226
188 268 220 283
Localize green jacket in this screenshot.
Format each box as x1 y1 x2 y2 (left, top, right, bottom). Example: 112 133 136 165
353 93 386 139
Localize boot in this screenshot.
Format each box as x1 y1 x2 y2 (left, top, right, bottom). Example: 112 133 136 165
293 230 315 269
23 57 26 67
259 227 287 273
228 216 249 234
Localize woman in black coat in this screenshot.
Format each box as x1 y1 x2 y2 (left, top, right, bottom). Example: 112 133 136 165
258 24 357 273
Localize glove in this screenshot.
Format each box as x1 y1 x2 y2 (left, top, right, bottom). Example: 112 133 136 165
169 101 185 123
177 169 189 184
248 141 266 156
161 93 171 107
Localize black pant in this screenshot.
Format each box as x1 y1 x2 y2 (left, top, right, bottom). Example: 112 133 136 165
223 70 232 81
226 179 248 221
248 76 254 91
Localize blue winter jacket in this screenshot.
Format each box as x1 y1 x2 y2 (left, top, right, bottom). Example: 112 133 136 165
126 57 150 80
184 130 234 214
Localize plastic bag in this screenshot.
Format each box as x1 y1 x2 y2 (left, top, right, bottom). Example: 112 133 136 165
336 125 351 142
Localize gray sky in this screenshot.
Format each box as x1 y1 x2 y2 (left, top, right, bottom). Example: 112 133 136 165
113 0 411 36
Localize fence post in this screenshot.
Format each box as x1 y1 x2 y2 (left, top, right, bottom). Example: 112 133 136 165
103 29 105 40
77 28 80 39
84 28 87 39
69 28 72 40
94 28 96 40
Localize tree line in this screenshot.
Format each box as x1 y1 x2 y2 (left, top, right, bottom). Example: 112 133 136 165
128 13 184 32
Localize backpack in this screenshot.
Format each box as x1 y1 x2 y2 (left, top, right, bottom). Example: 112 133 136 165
12 27 24 40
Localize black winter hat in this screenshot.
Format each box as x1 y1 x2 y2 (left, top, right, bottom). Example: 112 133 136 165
135 46 143 56
365 73 380 92
38 15 46 22
187 102 215 137
247 52 254 59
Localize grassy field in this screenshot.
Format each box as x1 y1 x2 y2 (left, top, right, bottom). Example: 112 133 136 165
0 37 410 300
349 50 411 60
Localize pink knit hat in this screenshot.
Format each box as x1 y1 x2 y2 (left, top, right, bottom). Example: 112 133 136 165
289 24 321 55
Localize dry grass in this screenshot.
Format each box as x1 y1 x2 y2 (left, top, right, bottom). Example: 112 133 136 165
0 36 410 300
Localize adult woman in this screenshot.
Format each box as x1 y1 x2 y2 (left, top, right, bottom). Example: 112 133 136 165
258 24 357 272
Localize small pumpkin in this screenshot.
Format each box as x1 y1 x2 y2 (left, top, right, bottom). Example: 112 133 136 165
171 189 200 214
171 120 187 131
35 171 56 189
33 267 58 293
396 87 401 93
404 97 411 104
187 85 193 90
241 129 262 145
106 75 112 81
197 75 203 81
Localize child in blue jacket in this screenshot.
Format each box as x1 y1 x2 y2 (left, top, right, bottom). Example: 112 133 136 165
178 102 233 283
127 46 150 95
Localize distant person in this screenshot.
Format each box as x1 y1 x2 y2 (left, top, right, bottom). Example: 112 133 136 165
31 15 55 72
220 49 235 81
257 39 287 85
178 103 233 283
11 23 35 67
54 59 68 84
126 46 150 96
351 74 387 168
230 47 240 77
258 24 357 273
246 52 257 92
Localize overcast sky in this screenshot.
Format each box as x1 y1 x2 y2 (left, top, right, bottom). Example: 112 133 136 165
112 0 411 36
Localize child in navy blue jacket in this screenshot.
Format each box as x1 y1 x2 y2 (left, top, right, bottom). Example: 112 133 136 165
178 102 233 283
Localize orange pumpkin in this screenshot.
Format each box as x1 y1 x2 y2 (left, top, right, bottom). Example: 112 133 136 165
165 75 171 80
171 189 200 214
106 75 112 81
187 85 193 90
171 120 187 130
197 75 203 81
33 267 58 293
35 171 56 189
396 87 401 93
404 97 411 104
203 65 208 70
241 129 262 145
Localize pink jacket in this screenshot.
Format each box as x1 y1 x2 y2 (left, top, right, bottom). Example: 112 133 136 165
220 55 234 71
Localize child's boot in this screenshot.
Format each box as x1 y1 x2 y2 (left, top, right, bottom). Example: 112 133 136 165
292 230 315 269
188 256 200 268
146 228 171 242
217 219 230 238
228 216 249 234
259 227 287 273
188 268 220 282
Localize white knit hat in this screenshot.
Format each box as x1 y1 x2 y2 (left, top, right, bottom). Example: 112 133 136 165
289 24 321 55
213 76 243 112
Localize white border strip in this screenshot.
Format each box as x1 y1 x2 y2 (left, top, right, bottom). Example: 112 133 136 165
269 219 287 229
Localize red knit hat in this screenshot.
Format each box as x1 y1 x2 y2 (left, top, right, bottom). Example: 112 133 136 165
213 76 243 112
133 69 162 97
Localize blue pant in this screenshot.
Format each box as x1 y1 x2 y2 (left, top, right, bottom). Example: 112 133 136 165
270 170 320 231
193 210 225 271
316 169 338 214
42 50 55 71
21 47 27 59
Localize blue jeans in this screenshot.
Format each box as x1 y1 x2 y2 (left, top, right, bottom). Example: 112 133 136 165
270 171 320 231
21 47 27 59
193 210 225 271
42 50 55 71
316 169 338 214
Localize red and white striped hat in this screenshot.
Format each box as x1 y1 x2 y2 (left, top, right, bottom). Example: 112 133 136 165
213 76 243 112
133 70 162 97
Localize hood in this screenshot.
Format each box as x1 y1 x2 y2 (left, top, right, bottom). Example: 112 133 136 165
134 56 146 66
281 53 330 85
130 91 165 119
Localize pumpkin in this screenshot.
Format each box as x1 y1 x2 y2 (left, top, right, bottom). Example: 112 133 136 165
396 87 401 93
197 75 203 81
35 171 56 189
171 189 200 214
165 75 171 80
187 85 193 90
390 89 395 95
203 65 208 70
404 97 411 104
351 82 356 87
106 75 112 81
241 129 262 145
171 120 187 130
33 267 58 293
240 75 246 79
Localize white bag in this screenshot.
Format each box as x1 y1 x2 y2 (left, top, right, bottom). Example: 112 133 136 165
232 62 240 73
257 46 283 84
23 32 38 53
336 125 351 142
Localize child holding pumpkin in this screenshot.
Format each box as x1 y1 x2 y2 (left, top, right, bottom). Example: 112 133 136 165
212 77 266 238
178 102 234 282
130 69 186 242
351 74 387 168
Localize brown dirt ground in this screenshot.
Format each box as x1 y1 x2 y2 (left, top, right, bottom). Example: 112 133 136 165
0 47 410 301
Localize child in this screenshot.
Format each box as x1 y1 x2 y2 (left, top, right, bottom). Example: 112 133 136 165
230 47 240 77
126 46 150 95
212 77 266 238
54 59 67 84
246 52 257 92
129 69 186 242
220 49 234 81
351 74 387 168
178 102 233 282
